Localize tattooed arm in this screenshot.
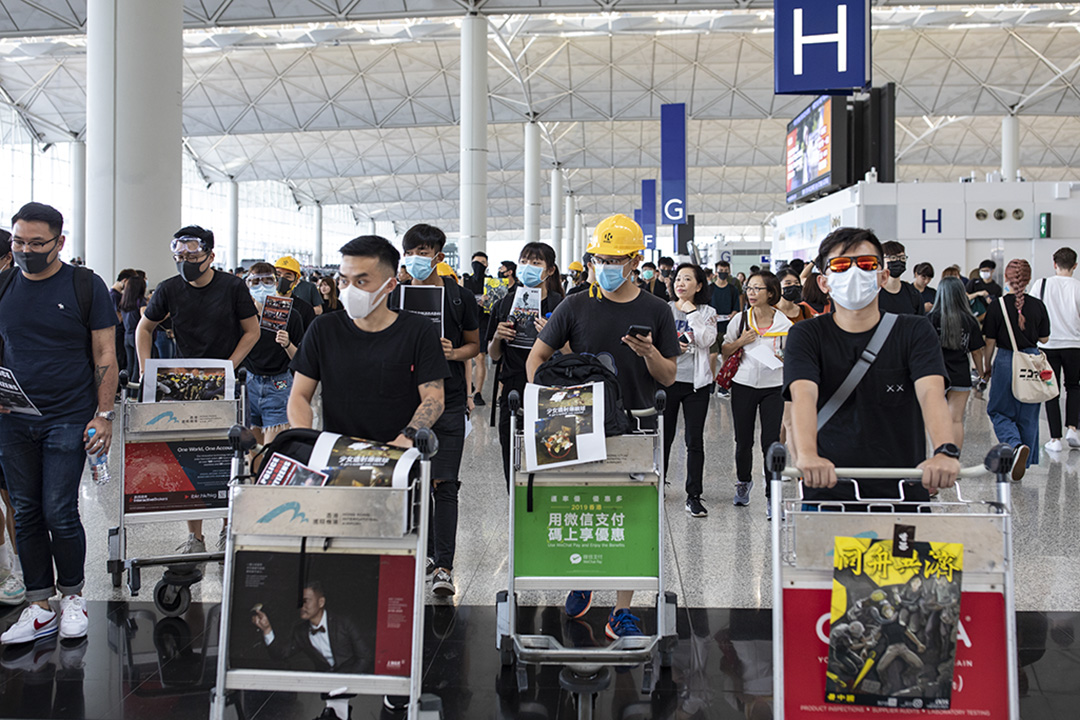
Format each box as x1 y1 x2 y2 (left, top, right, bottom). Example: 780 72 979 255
85 326 120 453
389 379 444 449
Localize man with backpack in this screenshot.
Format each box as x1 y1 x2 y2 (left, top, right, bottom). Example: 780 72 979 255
526 213 680 639
784 227 960 504
0 202 119 644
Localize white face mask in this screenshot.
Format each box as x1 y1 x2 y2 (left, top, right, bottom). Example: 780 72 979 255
980 270 992 281
340 277 392 320
827 267 880 311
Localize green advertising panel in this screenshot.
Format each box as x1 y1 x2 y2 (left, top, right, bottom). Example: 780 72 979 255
514 484 658 577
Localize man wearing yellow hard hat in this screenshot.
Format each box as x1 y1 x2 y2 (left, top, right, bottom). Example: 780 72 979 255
525 213 680 639
274 255 322 329
566 259 588 295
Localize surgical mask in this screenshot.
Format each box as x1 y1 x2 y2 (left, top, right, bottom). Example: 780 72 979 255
177 259 207 283
641 269 655 281
717 272 730 280
518 264 544 288
887 261 906 278
404 255 434 282
250 285 275 304
782 285 803 303
340 277 392 320
596 264 628 293
276 276 294 295
980 270 992 281
13 250 52 275
827 267 880 311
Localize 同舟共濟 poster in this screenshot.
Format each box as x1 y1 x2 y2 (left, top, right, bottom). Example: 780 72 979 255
143 358 235 403
826 536 964 711
308 433 420 489
507 286 542 350
259 295 294 333
523 383 606 471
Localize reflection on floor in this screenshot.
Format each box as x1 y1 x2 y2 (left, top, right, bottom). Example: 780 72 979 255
0 600 1073 720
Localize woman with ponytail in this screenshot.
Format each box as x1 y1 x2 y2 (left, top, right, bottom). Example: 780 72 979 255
980 259 1051 479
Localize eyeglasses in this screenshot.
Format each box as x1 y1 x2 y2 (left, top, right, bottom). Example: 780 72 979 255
592 256 631 267
11 235 58 252
885 254 908 263
826 255 881 273
173 251 209 263
745 285 769 294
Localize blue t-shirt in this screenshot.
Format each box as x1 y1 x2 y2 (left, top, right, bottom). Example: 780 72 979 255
0 264 118 424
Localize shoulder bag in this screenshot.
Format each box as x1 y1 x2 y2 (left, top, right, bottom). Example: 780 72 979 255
715 311 748 390
998 296 1058 404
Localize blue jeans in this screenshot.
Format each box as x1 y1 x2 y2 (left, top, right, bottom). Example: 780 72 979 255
988 349 1041 467
246 371 292 429
154 332 175 360
0 418 88 601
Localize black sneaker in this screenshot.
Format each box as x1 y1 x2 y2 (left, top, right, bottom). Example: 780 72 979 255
685 496 708 517
432 568 455 597
473 392 486 407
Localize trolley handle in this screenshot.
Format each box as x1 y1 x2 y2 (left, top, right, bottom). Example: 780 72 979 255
779 466 988 481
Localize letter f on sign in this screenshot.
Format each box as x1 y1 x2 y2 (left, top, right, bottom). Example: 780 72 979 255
793 5 848 76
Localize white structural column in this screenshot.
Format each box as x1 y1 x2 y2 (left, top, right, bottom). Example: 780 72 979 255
523 121 541 244
551 168 565 267
226 180 239 271
1002 115 1020 181
458 12 488 264
87 0 182 284
565 193 576 264
313 203 324 267
69 141 86 262
574 201 584 263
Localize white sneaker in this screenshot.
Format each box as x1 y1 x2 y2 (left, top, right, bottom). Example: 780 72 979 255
59 595 88 639
0 572 25 606
1067 428 1080 449
1046 438 1064 453
1 603 58 644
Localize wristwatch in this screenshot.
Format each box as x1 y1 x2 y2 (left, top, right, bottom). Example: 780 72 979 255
400 426 419 441
933 443 961 460
96 410 116 422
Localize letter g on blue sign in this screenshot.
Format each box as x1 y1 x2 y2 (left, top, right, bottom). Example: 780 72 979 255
774 0 870 95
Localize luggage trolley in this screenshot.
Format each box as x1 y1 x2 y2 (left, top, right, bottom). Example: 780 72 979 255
496 389 678 718
767 442 1020 719
107 370 248 616
209 428 443 720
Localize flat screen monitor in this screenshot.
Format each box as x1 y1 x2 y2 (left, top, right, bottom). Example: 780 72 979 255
785 95 848 204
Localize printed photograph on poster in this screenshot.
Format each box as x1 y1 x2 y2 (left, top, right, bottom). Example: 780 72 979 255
143 358 235 403
826 536 964 711
523 382 606 471
0 367 41 416
400 285 444 337
229 550 415 677
259 295 294 332
123 439 233 513
256 452 328 486
308 433 420 489
507 286 542 350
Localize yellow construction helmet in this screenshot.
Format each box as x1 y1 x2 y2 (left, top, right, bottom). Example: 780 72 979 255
568 261 584 272
587 214 645 257
436 261 458 281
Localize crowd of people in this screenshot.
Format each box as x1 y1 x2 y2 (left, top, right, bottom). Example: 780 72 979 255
1 199 1079 720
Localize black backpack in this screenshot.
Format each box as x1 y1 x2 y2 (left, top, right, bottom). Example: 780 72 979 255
533 353 631 436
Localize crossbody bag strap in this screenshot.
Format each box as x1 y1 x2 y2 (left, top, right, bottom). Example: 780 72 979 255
998 296 1021 351
817 313 898 431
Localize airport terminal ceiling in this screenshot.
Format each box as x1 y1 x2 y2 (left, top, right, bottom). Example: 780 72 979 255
1 1 1080 233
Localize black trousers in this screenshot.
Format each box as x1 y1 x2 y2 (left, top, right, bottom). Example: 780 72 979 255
428 411 465 571
730 382 784 498
661 381 712 498
1045 348 1080 438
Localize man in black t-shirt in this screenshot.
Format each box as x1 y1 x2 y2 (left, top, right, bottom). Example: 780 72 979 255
393 224 479 598
137 225 260 555
877 241 925 316
528 214 679 640
709 260 742 386
783 227 959 504
273 256 318 330
967 259 1002 320
462 251 491 407
912 262 936 313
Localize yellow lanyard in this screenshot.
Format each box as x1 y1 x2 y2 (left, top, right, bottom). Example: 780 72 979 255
749 307 788 338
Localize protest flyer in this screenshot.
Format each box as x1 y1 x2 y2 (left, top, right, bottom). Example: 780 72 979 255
123 439 233 512
400 285 444 337
0 367 41 416
507 286 542 350
143 358 235 403
256 452 328 487
826 536 964 711
523 382 606 471
259 295 293 332
229 549 414 677
308 433 420 489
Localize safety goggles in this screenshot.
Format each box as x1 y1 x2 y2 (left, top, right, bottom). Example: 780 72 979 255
170 236 208 254
826 255 881 273
246 274 277 287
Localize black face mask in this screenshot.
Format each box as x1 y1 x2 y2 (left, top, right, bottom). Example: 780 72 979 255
177 259 207 283
717 272 730 281
660 268 671 278
782 285 803 303
14 250 52 275
887 261 906 278
472 260 486 276
277 277 294 295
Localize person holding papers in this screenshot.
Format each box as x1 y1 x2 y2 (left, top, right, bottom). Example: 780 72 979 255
720 270 792 517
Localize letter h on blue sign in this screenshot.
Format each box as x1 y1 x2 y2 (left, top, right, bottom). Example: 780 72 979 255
774 0 870 95
922 209 942 234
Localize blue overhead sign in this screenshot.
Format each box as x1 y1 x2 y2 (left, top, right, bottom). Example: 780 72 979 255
660 103 687 225
774 0 870 95
641 179 657 250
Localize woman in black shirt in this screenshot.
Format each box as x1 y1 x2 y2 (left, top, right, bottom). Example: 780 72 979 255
927 277 985 450
981 259 1050 478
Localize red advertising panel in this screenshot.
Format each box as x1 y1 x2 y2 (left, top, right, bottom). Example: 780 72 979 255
375 555 415 676
124 440 233 513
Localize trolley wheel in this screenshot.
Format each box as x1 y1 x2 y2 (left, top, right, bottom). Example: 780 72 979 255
111 570 123 588
153 578 191 618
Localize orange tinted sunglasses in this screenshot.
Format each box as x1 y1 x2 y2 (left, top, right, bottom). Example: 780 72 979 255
827 255 881 273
